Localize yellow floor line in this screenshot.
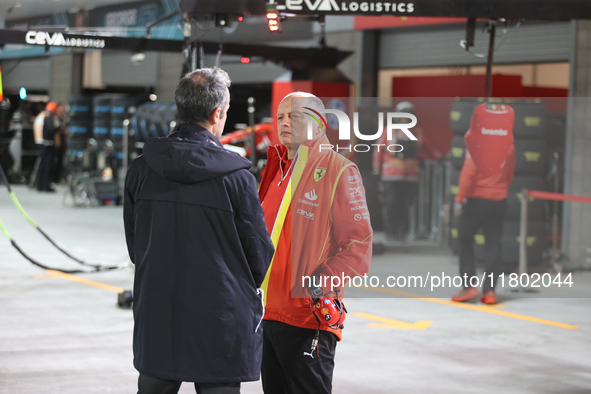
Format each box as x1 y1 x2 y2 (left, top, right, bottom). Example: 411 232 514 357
352 312 432 330
35 270 125 293
361 286 579 330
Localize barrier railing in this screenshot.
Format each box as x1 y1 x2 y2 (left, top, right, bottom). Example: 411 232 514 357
519 189 591 275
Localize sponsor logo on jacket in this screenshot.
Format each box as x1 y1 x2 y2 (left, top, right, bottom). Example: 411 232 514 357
298 198 319 208
349 187 363 197
481 127 508 136
297 209 315 220
305 189 318 201
347 175 360 184
314 168 327 182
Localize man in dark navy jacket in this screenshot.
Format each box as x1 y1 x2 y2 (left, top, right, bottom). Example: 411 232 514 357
124 68 274 394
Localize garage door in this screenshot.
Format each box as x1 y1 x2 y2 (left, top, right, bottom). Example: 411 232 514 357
379 21 572 69
1 57 51 91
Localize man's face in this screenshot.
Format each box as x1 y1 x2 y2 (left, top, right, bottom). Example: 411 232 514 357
277 96 321 152
57 104 66 117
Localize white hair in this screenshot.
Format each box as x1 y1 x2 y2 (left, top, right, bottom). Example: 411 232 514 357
282 92 326 111
280 91 326 131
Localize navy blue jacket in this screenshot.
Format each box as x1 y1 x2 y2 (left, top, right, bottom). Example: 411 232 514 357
123 124 273 383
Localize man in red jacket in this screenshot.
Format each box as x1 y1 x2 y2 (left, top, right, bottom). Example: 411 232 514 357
259 92 372 394
452 145 515 305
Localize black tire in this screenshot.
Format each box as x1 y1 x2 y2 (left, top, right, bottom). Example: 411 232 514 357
110 118 125 145
545 113 566 149
449 168 460 197
68 95 93 119
450 135 465 170
148 103 174 137
499 220 546 270
507 101 547 140
111 97 145 120
68 119 92 144
450 214 485 259
506 176 546 220
453 219 546 270
162 104 179 133
450 214 459 255
450 99 478 135
93 118 110 141
68 139 88 152
514 139 547 176
131 102 159 142
93 97 112 119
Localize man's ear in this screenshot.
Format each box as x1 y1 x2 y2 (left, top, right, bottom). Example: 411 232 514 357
315 124 325 137
209 107 222 125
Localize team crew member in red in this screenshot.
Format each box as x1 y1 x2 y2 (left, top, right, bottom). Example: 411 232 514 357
258 92 372 394
372 101 422 240
452 145 515 305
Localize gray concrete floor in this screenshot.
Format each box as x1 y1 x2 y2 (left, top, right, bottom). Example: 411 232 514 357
1 185 590 393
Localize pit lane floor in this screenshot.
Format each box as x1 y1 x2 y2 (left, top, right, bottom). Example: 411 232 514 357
1 185 590 393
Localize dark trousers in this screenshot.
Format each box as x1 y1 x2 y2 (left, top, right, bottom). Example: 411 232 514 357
261 320 337 394
36 145 55 191
137 374 240 394
459 198 507 293
52 141 66 183
382 181 418 238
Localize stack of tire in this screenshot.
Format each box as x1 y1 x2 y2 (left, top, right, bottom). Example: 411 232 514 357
110 97 144 163
449 98 548 271
68 96 93 150
131 102 178 143
67 95 94 169
92 96 112 144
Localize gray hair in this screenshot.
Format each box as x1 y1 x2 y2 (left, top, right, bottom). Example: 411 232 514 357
175 67 231 125
282 91 325 111
281 91 326 131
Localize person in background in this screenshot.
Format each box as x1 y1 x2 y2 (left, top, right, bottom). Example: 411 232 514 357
35 102 60 192
451 143 515 305
373 101 422 240
52 102 67 185
124 68 273 394
258 92 372 394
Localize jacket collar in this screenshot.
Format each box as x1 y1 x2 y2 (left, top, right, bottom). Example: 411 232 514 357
267 134 330 163
168 123 223 147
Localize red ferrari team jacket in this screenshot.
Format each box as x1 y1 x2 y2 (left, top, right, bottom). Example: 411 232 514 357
455 145 516 202
258 135 373 340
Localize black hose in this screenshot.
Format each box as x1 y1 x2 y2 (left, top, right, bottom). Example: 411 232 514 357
0 162 127 273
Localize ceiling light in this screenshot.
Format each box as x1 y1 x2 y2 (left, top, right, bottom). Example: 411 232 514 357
130 51 146 65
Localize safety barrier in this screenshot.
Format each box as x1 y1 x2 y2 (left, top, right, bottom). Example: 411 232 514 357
519 189 591 275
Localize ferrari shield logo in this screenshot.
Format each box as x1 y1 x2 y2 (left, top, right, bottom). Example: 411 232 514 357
314 167 327 182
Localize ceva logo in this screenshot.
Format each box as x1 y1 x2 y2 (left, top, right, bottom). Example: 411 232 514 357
297 209 315 220
25 31 105 48
276 0 415 13
26 31 67 46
